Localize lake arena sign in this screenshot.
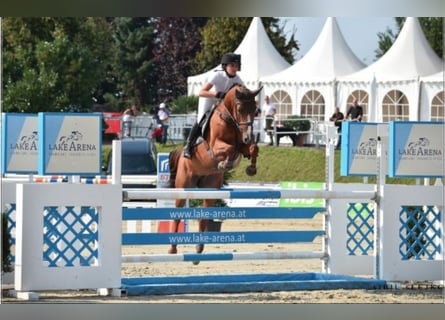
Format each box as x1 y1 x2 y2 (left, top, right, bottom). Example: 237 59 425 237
388 121 444 178
1 113 39 174
38 113 102 175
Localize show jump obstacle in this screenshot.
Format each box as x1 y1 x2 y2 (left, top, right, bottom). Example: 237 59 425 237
1 114 443 299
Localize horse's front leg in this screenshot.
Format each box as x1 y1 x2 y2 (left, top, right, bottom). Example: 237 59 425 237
196 219 209 254
168 198 187 254
245 143 259 176
217 157 233 171
215 145 238 171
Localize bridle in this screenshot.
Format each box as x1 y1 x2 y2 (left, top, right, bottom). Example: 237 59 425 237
216 98 255 143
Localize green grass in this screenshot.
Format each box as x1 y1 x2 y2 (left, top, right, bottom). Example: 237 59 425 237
104 141 433 185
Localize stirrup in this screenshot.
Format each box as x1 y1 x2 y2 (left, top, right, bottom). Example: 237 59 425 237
183 148 192 159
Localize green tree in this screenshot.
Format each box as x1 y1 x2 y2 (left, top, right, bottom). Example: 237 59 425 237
193 17 299 74
153 18 208 101
112 17 157 111
262 17 299 64
2 17 114 113
375 17 443 60
169 95 199 114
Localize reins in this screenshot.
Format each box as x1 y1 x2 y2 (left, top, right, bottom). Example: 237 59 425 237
215 99 254 142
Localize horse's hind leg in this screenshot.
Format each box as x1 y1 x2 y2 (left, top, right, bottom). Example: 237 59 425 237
168 220 180 254
168 199 187 254
191 219 208 265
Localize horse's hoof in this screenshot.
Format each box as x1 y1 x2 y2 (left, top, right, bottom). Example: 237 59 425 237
168 247 177 254
193 244 204 265
195 244 204 253
245 165 257 176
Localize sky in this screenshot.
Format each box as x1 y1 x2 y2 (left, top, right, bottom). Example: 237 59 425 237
280 17 398 65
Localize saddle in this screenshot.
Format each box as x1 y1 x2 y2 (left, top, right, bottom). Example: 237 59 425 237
196 104 217 144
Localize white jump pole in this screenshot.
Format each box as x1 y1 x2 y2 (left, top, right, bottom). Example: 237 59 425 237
324 125 338 272
124 188 376 201
122 251 326 263
375 124 389 280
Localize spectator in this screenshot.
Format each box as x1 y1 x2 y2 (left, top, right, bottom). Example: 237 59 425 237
157 102 170 144
151 124 163 143
345 98 363 122
253 100 262 143
329 106 344 149
262 95 276 146
122 105 141 137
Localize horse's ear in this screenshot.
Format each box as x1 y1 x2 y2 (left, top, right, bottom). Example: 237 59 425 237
252 86 263 97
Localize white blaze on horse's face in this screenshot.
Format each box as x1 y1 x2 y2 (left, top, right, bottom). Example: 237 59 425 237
245 113 253 143
234 86 263 144
244 113 256 144
235 101 255 144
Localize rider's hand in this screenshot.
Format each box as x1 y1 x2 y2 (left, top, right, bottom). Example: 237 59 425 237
215 91 225 99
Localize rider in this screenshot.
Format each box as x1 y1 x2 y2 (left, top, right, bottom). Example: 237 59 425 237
183 52 245 159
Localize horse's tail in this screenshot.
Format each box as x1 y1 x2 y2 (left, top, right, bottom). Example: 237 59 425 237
168 148 182 187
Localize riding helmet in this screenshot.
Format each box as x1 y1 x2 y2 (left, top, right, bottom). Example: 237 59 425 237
221 53 241 71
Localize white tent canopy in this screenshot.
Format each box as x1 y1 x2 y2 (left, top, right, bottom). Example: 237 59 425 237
261 17 365 83
420 71 444 121
260 17 366 119
338 18 442 82
421 70 444 83
187 17 290 96
337 17 443 122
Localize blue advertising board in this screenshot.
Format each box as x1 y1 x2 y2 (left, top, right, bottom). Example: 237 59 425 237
1 113 38 174
38 113 102 175
157 152 171 188
388 121 444 178
340 122 380 176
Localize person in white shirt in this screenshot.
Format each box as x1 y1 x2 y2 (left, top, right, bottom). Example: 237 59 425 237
157 102 170 144
183 53 245 159
262 95 276 145
122 105 141 137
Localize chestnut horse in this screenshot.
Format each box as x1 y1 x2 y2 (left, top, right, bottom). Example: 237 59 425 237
168 84 262 258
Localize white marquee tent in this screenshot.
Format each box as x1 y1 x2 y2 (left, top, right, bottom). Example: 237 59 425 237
187 17 291 96
260 17 366 120
185 17 442 145
337 17 443 122
419 71 444 121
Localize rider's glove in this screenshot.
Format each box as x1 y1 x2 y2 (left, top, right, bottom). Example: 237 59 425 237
215 91 225 99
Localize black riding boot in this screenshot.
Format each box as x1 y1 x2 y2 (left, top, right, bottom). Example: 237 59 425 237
183 123 200 159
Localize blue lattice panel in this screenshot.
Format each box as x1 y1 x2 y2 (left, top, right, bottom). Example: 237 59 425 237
42 206 99 267
346 203 374 256
15 183 121 291
380 184 443 281
2 180 21 268
3 203 16 263
327 183 376 276
399 205 442 260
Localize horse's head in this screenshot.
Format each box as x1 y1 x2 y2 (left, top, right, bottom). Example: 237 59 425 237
223 84 263 144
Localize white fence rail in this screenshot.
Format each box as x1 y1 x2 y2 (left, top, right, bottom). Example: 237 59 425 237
107 113 333 146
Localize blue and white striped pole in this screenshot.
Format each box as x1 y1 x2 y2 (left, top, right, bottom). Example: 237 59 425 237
122 251 326 263
124 188 376 201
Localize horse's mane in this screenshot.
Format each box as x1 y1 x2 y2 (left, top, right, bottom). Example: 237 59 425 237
229 83 241 89
227 82 245 93
227 83 257 100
